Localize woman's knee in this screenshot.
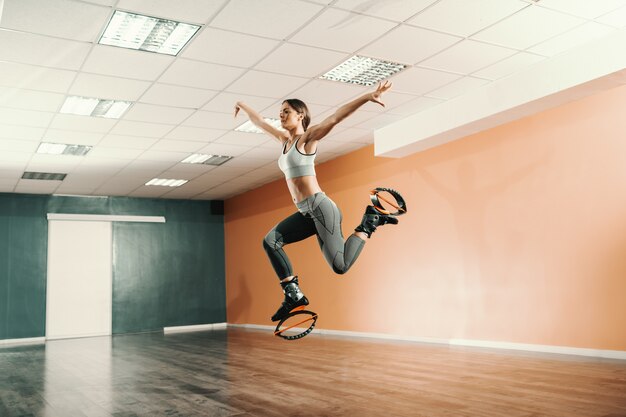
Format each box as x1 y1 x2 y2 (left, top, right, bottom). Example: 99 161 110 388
263 231 281 251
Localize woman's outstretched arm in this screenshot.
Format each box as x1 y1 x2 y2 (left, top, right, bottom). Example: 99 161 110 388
305 81 392 142
235 101 287 143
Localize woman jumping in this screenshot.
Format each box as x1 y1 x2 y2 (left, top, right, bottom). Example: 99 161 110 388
234 81 399 322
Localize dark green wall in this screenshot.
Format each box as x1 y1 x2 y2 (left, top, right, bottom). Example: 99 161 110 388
0 193 226 340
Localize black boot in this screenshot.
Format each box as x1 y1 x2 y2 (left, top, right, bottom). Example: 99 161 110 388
271 276 309 322
355 205 398 238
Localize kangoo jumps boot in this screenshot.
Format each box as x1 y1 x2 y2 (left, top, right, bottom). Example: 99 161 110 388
354 205 399 238
271 276 309 322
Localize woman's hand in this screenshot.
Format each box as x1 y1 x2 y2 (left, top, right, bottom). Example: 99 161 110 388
234 102 242 117
370 81 392 107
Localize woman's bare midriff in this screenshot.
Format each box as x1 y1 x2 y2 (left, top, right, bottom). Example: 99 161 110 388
286 176 323 204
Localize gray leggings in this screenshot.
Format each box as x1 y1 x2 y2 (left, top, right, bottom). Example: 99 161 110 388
263 192 365 278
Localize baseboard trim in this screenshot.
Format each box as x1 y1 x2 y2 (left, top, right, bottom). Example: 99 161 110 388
227 324 626 360
0 337 46 347
163 323 227 334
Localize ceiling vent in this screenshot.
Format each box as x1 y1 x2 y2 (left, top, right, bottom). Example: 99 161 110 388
22 172 67 181
320 55 406 86
99 10 201 56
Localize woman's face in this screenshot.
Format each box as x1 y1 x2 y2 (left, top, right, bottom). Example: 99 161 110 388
279 103 302 130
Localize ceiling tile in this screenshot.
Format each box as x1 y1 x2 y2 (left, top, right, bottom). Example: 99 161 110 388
0 151 32 164
0 138 38 153
165 162 217 174
2 0 111 42
330 109 383 128
427 76 491 99
255 43 348 78
471 5 585 50
0 125 45 141
137 150 189 162
70 73 151 101
472 52 546 80
117 0 227 24
381 92 423 112
333 0 437 22
49 114 117 133
182 28 281 67
360 25 461 65
83 45 175 81
203 92 276 114
536 0 626 19
290 8 397 53
225 70 309 99
596 6 626 27
286 79 365 107
0 87 65 112
140 84 217 108
0 108 54 128
165 126 226 142
389 67 461 95
159 59 246 89
210 0 324 39
110 120 174 138
420 40 517 74
408 0 526 37
0 180 17 192
239 146 281 160
198 143 250 157
44 129 104 146
98 134 158 149
15 179 62 194
353 113 405 131
0 29 91 70
213 131 268 147
123 103 195 125
130 186 180 199
0 62 76 93
54 184 102 195
27 154 84 172
183 111 240 130
388 96 444 117
86 147 143 160
150 139 204 152
0 165 26 179
528 22 617 57
73 158 129 175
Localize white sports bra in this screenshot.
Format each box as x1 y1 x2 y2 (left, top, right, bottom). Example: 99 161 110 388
278 137 316 180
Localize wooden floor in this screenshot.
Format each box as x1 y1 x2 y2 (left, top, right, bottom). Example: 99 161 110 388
1 328 625 417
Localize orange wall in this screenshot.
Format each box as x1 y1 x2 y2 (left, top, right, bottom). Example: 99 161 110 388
224 84 626 351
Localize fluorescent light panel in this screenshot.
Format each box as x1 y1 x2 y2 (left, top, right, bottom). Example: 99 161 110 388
320 55 406 86
99 10 200 56
235 118 283 134
60 96 131 119
181 154 233 166
37 142 92 156
145 178 188 187
22 172 67 181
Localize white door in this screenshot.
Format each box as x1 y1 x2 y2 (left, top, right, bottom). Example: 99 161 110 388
46 220 112 340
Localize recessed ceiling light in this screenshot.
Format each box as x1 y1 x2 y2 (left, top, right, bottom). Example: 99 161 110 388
320 55 406 86
99 10 201 56
37 142 92 156
22 172 67 181
145 178 188 187
181 154 233 166
60 96 131 119
235 118 284 134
